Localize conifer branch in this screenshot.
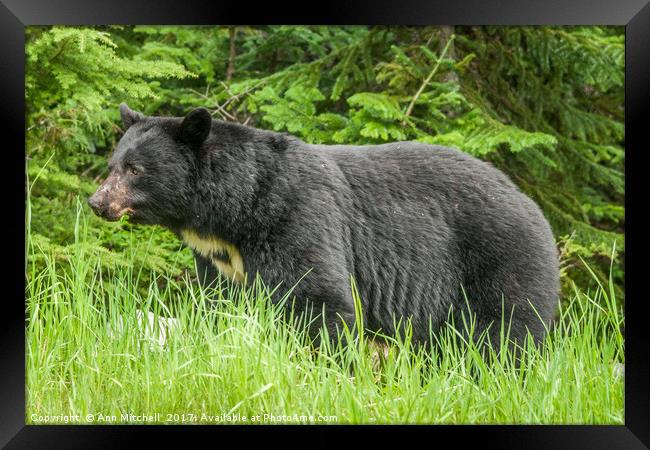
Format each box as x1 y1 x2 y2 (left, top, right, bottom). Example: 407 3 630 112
403 34 455 122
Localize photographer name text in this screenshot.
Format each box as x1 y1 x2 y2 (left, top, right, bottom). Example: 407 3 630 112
30 412 338 424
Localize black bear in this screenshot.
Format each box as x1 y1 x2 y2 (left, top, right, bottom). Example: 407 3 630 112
89 103 560 348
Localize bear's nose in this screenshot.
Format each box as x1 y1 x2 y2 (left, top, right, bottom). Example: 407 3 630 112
87 193 104 215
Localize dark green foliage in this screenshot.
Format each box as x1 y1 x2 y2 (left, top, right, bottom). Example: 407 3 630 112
25 25 624 301
26 27 195 158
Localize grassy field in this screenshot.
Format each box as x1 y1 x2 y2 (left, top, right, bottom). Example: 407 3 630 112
25 206 625 425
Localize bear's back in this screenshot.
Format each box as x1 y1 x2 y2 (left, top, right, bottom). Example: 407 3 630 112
307 141 517 196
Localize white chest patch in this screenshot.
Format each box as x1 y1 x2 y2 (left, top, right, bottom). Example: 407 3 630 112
181 230 246 284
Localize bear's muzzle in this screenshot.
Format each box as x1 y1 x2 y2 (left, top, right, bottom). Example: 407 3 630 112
88 173 133 221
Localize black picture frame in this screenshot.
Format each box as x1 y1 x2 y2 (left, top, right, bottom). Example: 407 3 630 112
2 0 648 447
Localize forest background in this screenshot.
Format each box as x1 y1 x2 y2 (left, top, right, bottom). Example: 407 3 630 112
25 25 625 304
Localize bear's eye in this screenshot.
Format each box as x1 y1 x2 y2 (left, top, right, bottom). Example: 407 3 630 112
128 165 141 176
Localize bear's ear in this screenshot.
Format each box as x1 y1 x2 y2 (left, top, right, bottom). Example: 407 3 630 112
119 103 144 129
178 108 212 149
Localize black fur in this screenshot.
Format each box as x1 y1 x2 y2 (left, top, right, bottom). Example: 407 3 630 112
90 104 560 348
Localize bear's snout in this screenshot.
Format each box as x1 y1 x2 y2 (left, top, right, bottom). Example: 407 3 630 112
88 174 133 221
87 192 103 215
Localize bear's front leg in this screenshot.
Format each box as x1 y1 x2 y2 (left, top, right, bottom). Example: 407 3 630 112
193 251 219 290
255 215 359 347
271 268 358 349
192 251 242 310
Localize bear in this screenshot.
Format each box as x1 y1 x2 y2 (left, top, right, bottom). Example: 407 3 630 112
89 103 560 349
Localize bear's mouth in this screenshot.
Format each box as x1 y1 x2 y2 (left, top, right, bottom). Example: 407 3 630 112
118 206 134 215
104 206 135 222
117 206 135 219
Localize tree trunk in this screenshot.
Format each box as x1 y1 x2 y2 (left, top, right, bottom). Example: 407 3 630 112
438 25 459 84
226 26 237 83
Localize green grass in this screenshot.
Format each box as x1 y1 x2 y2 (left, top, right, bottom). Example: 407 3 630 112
25 203 624 425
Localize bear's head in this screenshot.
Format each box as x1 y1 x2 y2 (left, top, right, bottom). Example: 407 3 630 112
88 103 212 227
